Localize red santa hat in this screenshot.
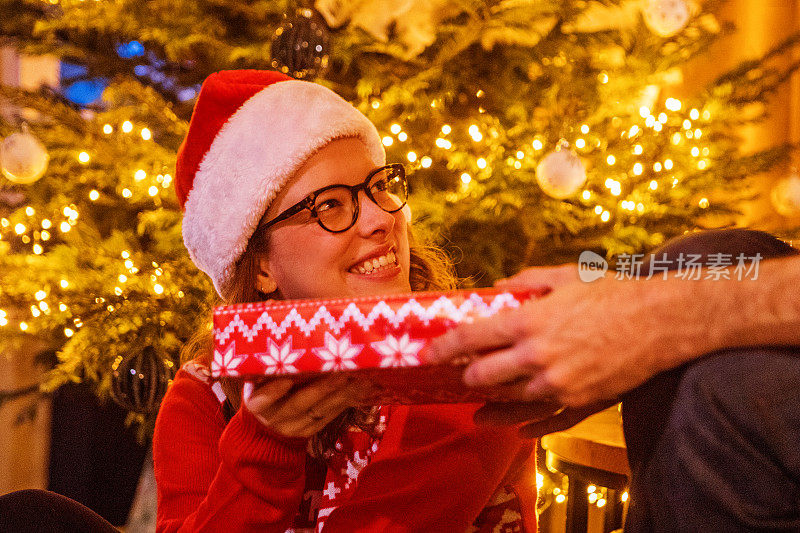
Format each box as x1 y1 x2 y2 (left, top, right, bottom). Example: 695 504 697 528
176 70 385 300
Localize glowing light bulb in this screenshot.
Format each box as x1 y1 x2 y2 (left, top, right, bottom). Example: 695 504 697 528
397 132 408 142
60 279 69 288
633 163 643 175
153 283 164 294
33 244 43 254
532 140 543 150
41 219 51 229
606 155 616 165
103 124 113 134
658 113 668 124
580 124 590 134
664 159 674 170
460 173 472 184
60 221 71 233
683 119 692 130
141 128 152 140
672 132 682 145
601 211 611 222
371 100 380 109
621 492 629 502
118 274 128 283
435 138 452 149
639 106 651 118
64 328 74 337
575 138 585 149
407 152 417 163
629 125 640 137
582 190 591 200
441 125 451 135
654 162 662 172
148 186 159 196
691 147 700 157
476 158 487 169
89 190 100 201
122 121 133 133
389 124 402 135
633 145 643 155
665 98 682 111
381 136 393 147
35 290 47 301
41 231 50 241
14 223 25 235
122 188 132 198
589 493 598 504
420 157 432 168
690 109 700 120
556 494 566 504
594 205 603 215
78 151 90 163
135 169 146 181
20 322 28 331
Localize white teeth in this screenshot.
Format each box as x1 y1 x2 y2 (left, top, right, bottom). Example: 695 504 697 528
351 251 398 274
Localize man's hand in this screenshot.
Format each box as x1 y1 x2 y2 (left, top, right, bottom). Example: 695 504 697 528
427 265 707 407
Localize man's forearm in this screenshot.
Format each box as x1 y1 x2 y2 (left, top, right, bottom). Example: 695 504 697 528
690 255 800 360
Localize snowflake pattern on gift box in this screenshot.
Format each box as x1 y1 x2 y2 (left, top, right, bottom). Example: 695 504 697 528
255 338 305 374
211 343 242 376
371 333 425 367
313 332 362 371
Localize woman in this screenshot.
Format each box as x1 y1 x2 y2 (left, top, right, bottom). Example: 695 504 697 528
154 70 539 532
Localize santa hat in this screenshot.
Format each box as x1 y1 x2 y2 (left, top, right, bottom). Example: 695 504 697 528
176 70 385 300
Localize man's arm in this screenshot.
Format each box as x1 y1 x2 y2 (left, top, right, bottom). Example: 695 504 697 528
427 255 800 408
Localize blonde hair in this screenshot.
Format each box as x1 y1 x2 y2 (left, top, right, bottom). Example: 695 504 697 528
181 224 457 455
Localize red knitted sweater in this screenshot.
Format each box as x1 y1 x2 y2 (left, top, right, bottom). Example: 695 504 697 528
153 364 538 532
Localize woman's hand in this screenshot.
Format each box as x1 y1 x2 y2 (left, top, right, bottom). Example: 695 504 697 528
243 375 371 438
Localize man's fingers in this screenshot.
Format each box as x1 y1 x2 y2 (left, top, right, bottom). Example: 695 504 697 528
426 309 527 364
474 401 564 426
495 264 578 291
518 401 617 439
463 345 540 387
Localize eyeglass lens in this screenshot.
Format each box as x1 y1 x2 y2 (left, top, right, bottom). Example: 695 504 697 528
314 166 407 232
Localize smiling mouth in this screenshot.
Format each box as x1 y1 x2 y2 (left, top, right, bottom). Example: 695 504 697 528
349 249 398 275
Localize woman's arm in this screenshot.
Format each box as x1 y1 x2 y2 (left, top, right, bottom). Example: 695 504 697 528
153 371 308 532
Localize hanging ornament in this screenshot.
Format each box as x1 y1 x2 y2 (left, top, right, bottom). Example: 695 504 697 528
641 0 691 38
771 171 800 217
535 140 587 199
1 124 49 184
271 8 331 80
111 346 172 414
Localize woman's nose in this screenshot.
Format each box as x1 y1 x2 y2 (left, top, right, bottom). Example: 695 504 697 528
354 190 395 237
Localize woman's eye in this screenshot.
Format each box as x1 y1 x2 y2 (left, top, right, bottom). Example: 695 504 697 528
372 178 390 192
316 198 344 212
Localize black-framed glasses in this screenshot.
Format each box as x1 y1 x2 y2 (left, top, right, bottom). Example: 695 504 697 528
258 163 408 233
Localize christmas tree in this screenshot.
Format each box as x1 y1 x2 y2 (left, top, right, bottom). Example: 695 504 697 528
0 0 798 425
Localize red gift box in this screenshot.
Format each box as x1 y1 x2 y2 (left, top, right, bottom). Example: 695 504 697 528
212 287 547 404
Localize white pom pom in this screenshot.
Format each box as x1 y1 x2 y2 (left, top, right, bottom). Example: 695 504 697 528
535 143 587 199
642 0 691 38
1 126 49 184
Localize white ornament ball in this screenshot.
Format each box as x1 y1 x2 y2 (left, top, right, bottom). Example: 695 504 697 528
535 146 587 199
1 127 49 184
771 173 800 217
642 0 691 38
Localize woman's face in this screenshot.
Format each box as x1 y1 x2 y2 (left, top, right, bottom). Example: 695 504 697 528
257 138 412 300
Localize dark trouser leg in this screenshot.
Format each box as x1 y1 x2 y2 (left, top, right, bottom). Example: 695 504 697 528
622 347 800 532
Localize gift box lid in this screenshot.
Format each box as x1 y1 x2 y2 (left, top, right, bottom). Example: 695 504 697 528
213 287 548 404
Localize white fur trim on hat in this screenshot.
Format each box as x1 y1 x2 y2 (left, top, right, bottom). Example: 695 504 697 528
182 80 385 300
